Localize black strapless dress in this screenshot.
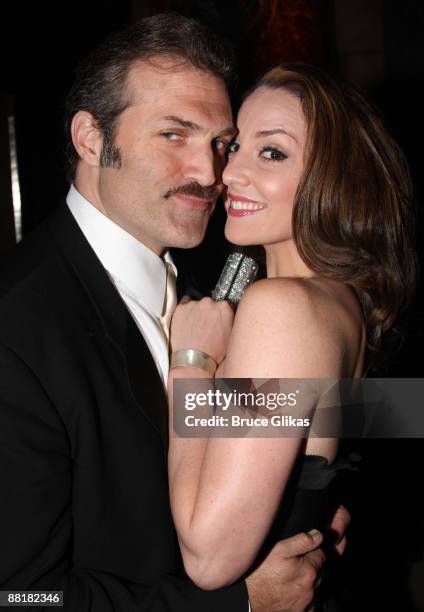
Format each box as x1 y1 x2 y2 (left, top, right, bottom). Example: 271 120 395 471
266 454 357 540
260 453 359 612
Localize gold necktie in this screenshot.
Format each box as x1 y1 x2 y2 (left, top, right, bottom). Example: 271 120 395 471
159 262 177 347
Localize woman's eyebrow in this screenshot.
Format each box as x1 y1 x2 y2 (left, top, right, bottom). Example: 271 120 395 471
255 128 298 143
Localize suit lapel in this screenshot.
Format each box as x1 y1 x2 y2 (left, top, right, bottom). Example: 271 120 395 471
47 203 168 446
125 310 169 446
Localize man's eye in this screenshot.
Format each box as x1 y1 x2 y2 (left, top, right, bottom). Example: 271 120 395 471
259 147 287 162
212 139 232 154
228 141 240 154
160 132 182 141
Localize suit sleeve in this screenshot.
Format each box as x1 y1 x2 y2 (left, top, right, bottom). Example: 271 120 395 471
0 345 248 611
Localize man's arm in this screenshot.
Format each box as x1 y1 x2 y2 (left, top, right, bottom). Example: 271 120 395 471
246 504 351 612
247 530 325 612
0 345 248 611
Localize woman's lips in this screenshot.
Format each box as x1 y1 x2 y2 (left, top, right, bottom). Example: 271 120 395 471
226 193 266 217
228 207 263 217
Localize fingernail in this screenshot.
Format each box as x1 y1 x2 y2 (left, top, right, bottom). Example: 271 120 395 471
308 529 322 539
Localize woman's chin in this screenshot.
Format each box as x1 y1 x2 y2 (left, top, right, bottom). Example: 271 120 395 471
224 224 254 246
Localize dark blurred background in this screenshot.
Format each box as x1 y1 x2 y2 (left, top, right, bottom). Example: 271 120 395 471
1 1 423 610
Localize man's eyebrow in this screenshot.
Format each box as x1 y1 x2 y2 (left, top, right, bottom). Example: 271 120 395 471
255 128 298 143
160 116 236 138
161 115 201 130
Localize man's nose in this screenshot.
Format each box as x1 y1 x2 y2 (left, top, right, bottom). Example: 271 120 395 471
184 147 218 187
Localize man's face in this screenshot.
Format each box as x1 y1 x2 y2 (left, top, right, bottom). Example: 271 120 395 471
95 58 234 254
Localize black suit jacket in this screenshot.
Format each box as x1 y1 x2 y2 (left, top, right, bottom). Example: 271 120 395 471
0 204 247 610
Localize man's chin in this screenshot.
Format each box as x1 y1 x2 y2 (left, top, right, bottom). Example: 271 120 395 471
171 234 205 250
168 221 210 250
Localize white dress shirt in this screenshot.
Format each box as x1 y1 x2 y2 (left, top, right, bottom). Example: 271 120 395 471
66 184 176 385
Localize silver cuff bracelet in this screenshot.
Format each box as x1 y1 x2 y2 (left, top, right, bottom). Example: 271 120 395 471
170 349 217 376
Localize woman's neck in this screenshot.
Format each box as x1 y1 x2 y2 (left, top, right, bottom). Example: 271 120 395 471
265 240 316 279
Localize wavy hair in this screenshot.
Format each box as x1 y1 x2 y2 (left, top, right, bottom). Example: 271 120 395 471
253 64 417 368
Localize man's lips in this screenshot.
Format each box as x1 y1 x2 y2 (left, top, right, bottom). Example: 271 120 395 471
226 193 266 217
171 193 212 209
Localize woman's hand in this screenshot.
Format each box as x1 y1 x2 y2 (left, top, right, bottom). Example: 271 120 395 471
170 297 234 365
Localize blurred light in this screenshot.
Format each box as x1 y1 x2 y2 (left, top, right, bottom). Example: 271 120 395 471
8 114 22 242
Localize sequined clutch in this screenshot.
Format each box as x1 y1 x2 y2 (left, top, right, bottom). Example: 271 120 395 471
212 252 259 306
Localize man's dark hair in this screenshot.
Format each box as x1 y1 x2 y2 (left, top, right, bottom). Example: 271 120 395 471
64 12 237 181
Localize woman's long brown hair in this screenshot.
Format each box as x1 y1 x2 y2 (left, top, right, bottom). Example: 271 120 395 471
253 64 417 368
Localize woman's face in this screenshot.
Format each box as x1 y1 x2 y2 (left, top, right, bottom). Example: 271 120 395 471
223 86 307 247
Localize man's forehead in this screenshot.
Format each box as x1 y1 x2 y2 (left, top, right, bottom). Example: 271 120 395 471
120 60 233 135
125 58 232 119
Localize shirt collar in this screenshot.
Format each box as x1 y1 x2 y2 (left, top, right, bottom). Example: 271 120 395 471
66 184 177 317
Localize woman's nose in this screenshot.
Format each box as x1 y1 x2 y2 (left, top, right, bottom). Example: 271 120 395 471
222 150 250 188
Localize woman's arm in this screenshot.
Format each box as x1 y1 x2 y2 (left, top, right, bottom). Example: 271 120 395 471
168 279 345 590
168 297 235 587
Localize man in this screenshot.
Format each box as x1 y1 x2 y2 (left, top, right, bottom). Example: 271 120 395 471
0 13 347 611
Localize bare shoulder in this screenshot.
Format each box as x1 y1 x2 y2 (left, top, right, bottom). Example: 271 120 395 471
238 277 318 318
236 277 344 334
238 276 362 335
226 277 364 378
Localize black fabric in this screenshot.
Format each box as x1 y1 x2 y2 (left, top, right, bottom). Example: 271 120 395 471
264 454 359 612
0 203 248 611
267 454 357 541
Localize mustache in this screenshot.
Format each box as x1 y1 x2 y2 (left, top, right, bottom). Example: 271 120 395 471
164 182 220 201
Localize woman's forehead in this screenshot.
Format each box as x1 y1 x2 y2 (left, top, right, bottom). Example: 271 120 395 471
237 86 306 141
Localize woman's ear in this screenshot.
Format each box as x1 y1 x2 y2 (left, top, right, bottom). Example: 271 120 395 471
70 111 103 168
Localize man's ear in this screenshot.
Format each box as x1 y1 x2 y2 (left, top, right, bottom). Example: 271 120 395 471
71 111 103 167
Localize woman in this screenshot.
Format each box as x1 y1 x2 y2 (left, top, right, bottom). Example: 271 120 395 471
167 64 416 591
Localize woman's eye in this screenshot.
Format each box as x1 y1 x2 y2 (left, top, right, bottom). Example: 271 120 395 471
228 141 240 154
160 132 181 141
260 147 287 161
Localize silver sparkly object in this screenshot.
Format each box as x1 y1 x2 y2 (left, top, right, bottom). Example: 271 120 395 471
212 253 259 306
